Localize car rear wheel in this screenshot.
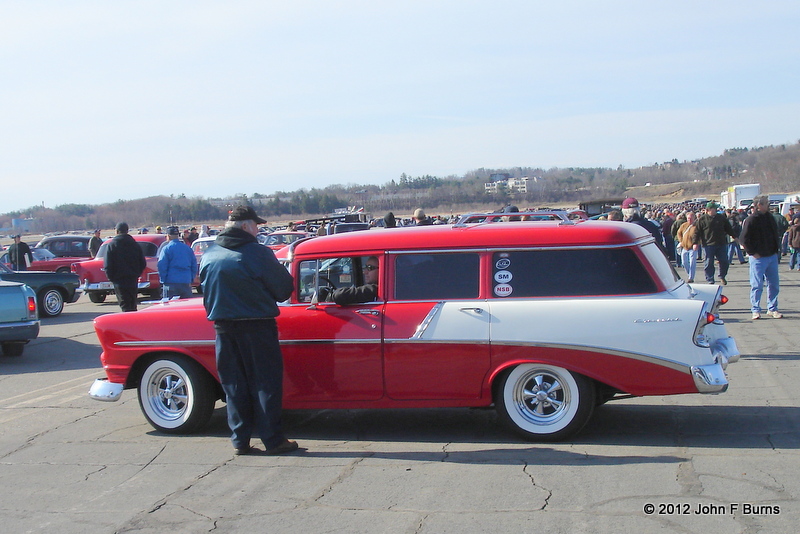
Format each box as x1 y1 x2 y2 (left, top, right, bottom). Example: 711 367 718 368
38 288 65 317
138 356 216 434
496 363 595 442
88 292 107 303
56 267 71 273
1 342 25 357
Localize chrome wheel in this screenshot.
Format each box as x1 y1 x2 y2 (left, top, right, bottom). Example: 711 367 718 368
39 288 64 317
138 357 215 434
497 363 594 441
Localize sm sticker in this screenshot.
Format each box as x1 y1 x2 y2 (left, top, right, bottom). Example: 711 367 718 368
494 270 513 284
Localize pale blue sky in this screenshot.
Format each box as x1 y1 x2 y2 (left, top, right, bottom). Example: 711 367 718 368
2 0 798 214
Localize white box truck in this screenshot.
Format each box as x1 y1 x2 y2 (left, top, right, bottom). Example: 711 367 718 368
720 184 760 210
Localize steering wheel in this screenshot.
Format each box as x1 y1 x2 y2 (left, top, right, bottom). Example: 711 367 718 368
318 276 336 289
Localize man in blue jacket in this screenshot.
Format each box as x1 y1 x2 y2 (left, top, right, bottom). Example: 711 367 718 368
157 226 197 299
200 206 297 456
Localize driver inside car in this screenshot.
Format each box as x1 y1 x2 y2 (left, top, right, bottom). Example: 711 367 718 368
318 256 379 305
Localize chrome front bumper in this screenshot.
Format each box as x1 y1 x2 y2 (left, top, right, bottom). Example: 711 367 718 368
89 378 124 402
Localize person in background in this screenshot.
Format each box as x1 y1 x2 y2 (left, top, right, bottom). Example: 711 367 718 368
158 226 198 299
383 212 397 228
104 222 146 312
621 198 663 250
200 206 297 456
7 235 33 271
676 211 700 283
740 194 782 319
788 215 800 271
413 208 432 226
695 201 737 285
88 229 103 258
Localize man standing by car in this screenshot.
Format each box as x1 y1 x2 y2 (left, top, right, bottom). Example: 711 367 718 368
104 222 146 312
88 229 103 258
740 194 782 319
695 202 738 285
199 206 297 456
157 226 197 299
7 235 33 271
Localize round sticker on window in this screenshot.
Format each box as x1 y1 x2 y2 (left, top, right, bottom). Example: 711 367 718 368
494 270 513 283
495 258 511 270
494 284 513 297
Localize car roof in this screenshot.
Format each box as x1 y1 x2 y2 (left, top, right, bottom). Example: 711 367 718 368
289 220 651 257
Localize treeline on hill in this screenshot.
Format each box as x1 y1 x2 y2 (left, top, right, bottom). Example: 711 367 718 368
4 142 799 233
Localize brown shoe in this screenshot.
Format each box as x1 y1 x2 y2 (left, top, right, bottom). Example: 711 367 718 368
235 445 263 456
265 439 299 455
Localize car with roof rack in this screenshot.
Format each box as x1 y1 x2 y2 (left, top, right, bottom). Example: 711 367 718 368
89 218 738 441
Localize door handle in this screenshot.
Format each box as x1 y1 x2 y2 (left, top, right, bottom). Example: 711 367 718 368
356 309 381 316
459 307 483 314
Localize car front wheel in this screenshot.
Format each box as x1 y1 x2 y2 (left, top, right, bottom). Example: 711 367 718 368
39 288 65 317
138 356 216 434
496 363 595 442
88 292 107 303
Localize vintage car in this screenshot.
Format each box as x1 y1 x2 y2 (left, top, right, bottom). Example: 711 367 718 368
35 235 93 258
72 234 168 303
1 247 88 273
0 262 82 317
0 280 39 357
89 217 738 441
262 230 312 251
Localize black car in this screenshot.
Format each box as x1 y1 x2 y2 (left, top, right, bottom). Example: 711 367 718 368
0 263 82 317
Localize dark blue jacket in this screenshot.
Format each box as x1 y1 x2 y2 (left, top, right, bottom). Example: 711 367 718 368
199 227 293 321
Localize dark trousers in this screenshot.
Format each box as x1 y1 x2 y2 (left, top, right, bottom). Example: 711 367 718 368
214 319 285 449
112 277 139 312
703 244 729 283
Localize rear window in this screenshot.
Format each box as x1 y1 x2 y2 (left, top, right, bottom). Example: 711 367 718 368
491 248 657 298
394 253 479 300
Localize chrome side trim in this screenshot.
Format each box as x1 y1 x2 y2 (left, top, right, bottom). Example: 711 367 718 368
115 339 213 347
412 302 444 340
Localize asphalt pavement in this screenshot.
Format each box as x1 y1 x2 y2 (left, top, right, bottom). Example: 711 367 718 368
0 260 799 533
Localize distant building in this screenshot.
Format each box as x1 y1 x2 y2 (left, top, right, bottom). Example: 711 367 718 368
485 176 532 194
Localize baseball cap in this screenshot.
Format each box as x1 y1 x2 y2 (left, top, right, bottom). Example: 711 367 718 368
621 197 639 209
228 205 267 224
115 222 129 233
706 201 719 209
166 226 180 236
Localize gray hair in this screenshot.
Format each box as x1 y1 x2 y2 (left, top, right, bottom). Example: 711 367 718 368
752 194 769 207
225 219 249 230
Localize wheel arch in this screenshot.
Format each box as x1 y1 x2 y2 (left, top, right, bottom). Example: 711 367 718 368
489 358 609 404
126 350 224 401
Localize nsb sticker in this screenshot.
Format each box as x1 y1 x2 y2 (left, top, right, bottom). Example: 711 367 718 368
494 270 513 284
495 258 511 270
494 284 513 297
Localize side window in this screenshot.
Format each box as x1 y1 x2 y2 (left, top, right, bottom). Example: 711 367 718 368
491 249 657 298
139 243 158 257
52 240 67 253
72 240 87 253
394 253 479 300
297 257 359 303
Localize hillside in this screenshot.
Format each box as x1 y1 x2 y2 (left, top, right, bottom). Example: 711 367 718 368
3 141 799 233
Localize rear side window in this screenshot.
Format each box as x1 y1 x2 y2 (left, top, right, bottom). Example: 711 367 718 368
491 248 657 298
394 253 479 300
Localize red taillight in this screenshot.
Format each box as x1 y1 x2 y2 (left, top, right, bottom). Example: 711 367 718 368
28 296 36 314
705 312 716 324
719 294 729 305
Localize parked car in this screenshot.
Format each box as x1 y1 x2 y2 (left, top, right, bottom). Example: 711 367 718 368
0 280 39 357
262 230 312 251
89 218 738 441
0 262 81 317
72 234 168 303
35 235 93 258
1 247 88 273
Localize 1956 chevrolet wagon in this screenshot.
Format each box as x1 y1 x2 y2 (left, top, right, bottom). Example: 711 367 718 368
89 214 738 441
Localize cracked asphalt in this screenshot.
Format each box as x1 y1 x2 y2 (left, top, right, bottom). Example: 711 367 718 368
1 261 798 533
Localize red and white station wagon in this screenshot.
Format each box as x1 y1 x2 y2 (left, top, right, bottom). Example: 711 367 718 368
89 215 739 441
